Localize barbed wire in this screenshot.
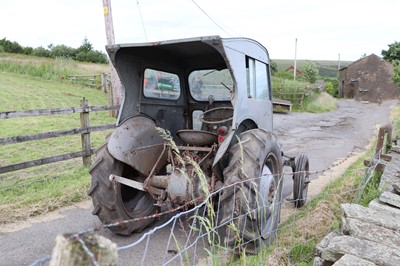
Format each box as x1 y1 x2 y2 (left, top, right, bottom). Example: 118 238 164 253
27 152 384 266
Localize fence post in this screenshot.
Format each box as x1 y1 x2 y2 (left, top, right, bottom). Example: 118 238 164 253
80 98 91 166
49 232 118 266
101 73 108 93
108 83 117 117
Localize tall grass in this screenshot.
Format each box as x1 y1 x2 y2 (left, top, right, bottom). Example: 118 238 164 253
303 92 337 113
0 53 108 81
271 77 337 112
390 104 400 138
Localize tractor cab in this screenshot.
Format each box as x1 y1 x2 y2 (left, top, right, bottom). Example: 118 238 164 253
107 36 273 147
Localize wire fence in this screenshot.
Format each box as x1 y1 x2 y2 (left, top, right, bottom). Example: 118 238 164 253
29 156 381 266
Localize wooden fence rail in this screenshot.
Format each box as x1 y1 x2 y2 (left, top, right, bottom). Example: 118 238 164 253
0 98 120 175
66 73 112 93
272 86 310 106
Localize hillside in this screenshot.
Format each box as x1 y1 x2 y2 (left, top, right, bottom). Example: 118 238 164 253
273 59 352 78
0 55 114 224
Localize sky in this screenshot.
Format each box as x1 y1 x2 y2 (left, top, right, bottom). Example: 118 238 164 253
1 0 399 62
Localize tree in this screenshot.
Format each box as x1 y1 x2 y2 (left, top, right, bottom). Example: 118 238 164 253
382 41 400 62
22 46 33 55
270 60 278 76
303 61 319 83
0 38 23 54
382 41 400 87
32 46 51 57
77 37 93 54
75 50 108 64
50 44 76 59
392 60 400 87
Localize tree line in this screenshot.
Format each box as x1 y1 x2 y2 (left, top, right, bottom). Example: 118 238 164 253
382 41 400 87
0 37 108 64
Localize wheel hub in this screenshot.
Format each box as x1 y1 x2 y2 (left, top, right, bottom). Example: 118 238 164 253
259 165 276 238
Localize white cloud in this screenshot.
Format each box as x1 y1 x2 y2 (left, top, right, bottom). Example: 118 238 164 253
0 0 399 61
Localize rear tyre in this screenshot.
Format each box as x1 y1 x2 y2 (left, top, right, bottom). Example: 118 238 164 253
293 154 309 208
218 129 283 254
88 144 158 235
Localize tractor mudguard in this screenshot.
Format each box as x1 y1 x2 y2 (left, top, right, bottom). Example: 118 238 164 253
107 115 167 177
212 129 235 168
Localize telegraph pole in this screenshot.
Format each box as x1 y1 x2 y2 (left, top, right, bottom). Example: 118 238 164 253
102 0 122 116
294 38 297 81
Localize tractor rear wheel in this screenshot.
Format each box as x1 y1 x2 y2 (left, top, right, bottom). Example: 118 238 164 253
88 143 158 235
218 129 283 254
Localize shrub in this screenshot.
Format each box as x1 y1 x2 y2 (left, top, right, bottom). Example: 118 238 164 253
50 45 76 59
0 38 23 54
275 70 295 80
75 50 108 64
325 82 338 97
23 47 33 55
303 61 319 83
33 46 51 58
393 60 400 87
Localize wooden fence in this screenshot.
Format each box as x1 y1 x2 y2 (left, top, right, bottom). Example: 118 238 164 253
66 73 116 117
66 73 112 93
272 86 311 106
0 99 119 174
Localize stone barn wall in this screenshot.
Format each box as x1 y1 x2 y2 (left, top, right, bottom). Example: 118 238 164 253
339 54 399 103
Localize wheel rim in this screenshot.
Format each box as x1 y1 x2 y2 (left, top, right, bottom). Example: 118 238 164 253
118 165 156 219
294 155 310 207
259 153 281 238
301 170 308 200
259 166 274 237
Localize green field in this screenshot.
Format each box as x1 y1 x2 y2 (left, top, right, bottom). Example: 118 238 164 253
0 55 114 223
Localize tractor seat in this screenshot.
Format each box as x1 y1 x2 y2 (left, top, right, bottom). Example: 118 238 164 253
176 129 218 146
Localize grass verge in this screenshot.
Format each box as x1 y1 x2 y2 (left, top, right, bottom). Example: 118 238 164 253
0 160 90 223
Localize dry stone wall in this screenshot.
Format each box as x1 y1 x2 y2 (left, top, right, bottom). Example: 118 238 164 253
314 151 400 266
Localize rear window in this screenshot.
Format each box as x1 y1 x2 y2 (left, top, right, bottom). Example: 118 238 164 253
189 69 233 101
144 69 181 100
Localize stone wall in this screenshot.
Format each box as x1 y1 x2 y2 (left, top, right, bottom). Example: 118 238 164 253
338 54 399 103
314 151 400 265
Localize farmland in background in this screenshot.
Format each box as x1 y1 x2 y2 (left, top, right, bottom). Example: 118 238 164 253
273 59 352 78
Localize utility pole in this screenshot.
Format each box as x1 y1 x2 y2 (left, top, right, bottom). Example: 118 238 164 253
338 53 341 70
102 0 122 116
294 38 297 81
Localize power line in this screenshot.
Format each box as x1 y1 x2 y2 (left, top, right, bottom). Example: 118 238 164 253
136 0 148 41
189 0 232 37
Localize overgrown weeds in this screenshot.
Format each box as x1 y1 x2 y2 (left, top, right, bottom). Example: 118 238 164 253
303 92 337 113
0 53 108 81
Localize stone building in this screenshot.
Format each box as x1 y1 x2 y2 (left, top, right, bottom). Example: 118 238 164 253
338 54 399 103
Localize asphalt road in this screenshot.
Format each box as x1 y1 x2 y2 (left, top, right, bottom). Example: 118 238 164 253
0 99 396 266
